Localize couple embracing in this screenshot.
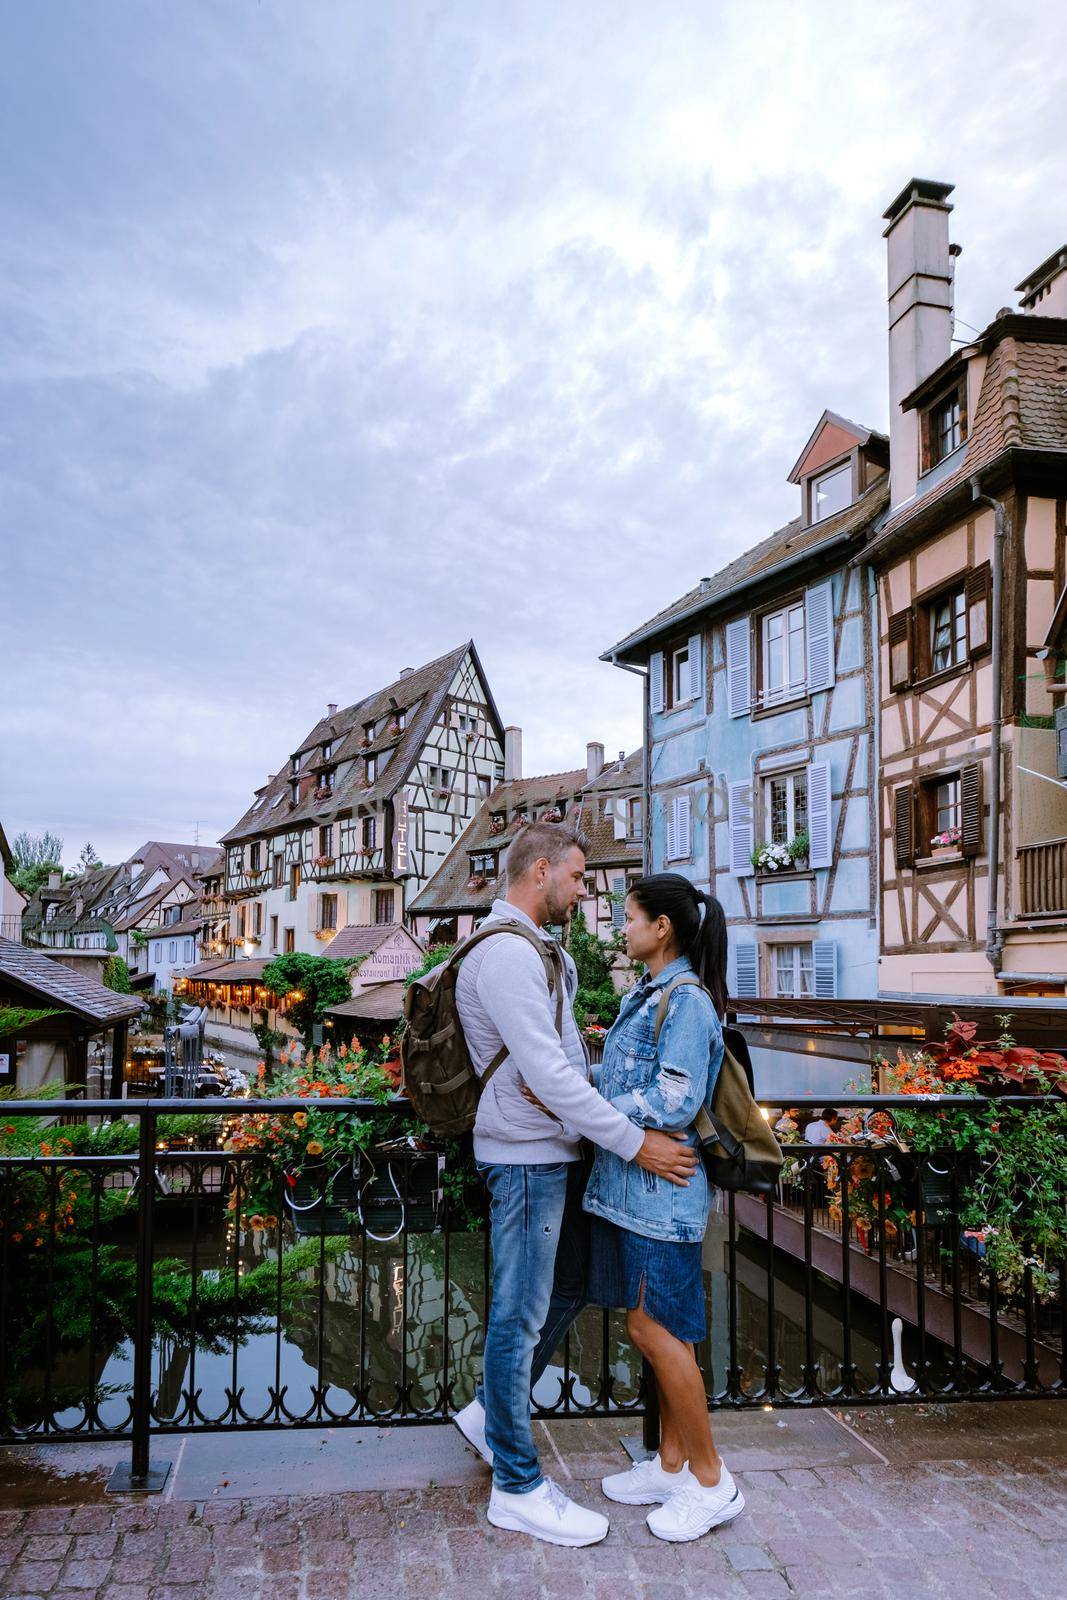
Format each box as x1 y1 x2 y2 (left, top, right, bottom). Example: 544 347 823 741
451 820 742 1547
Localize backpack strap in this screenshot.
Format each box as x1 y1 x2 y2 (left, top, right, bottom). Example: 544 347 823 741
450 920 566 1092
652 973 717 1142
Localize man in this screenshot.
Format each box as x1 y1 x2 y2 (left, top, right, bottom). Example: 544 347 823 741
453 821 698 1547
805 1107 840 1145
774 1108 800 1136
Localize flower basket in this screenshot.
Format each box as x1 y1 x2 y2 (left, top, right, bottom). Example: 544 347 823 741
284 1154 442 1238
930 845 960 860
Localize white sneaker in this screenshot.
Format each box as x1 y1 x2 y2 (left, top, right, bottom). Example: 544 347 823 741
646 1464 745 1542
601 1454 693 1505
453 1398 493 1466
488 1477 609 1547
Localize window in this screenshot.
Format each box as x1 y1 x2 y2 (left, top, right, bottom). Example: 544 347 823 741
165 905 181 926
477 773 492 799
366 754 378 783
809 461 852 523
183 939 192 962
319 893 337 931
923 382 967 470
287 863 300 902
272 853 284 889
772 943 814 998
470 852 496 878
319 768 334 793
396 708 407 731
626 797 643 841
761 602 806 705
168 941 177 964
252 902 263 936
152 941 162 963
284 927 295 953
929 587 967 674
427 764 449 807
455 709 478 734
289 779 299 805
322 740 332 761
270 914 278 952
672 644 691 704
494 763 505 784
249 842 261 872
319 825 333 857
919 773 962 853
362 815 377 850
764 770 808 847
238 903 247 938
896 764 983 866
374 889 395 925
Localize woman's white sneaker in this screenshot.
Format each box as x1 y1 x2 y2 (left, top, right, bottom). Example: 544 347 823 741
601 1454 693 1505
646 1465 745 1542
452 1398 493 1466
488 1477 609 1546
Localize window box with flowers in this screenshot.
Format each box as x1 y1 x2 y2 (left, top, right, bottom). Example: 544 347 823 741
541 808 563 824
488 817 506 837
751 831 809 875
929 826 961 859
467 874 489 891
313 854 335 870
386 721 401 739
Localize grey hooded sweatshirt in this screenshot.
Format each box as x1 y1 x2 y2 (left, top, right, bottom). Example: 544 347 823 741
455 899 645 1167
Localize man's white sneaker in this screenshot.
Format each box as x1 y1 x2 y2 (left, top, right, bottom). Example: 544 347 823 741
646 1465 745 1542
601 1454 693 1505
452 1398 493 1466
487 1477 609 1547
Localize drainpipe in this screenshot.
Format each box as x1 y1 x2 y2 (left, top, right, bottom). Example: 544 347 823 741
970 476 1008 975
608 655 651 875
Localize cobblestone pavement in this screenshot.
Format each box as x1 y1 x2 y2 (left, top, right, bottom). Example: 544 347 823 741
3 1446 1067 1600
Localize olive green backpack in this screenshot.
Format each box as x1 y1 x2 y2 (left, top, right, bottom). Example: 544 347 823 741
654 974 783 1195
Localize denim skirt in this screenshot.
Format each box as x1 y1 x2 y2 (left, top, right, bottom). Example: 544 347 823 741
586 1215 706 1343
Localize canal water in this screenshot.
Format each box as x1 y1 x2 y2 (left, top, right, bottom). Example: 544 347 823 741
43 1209 934 1435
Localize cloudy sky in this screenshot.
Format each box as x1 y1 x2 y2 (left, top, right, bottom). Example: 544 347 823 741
2 1 1065 866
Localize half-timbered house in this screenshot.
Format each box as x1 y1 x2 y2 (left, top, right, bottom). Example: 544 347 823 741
869 181 1067 994
574 746 645 938
602 423 887 1003
218 643 506 957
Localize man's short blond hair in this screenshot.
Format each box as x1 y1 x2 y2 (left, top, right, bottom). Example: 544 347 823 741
505 821 589 882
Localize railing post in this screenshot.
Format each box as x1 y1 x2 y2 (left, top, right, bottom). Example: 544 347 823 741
108 1108 170 1493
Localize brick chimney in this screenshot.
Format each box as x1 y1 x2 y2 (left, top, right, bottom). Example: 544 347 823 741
504 726 523 782
883 178 956 511
327 702 338 716
399 667 414 679
47 870 61 890
586 741 605 784
1017 245 1067 317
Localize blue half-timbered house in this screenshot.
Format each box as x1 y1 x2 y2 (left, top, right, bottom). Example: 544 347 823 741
602 413 888 1007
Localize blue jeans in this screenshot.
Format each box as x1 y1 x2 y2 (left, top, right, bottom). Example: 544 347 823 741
475 1159 589 1493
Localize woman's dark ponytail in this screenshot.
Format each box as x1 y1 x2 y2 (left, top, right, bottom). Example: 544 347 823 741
627 873 729 1019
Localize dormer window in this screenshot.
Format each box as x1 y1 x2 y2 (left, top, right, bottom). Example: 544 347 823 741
396 708 407 731
366 754 378 783
922 381 967 471
470 852 496 879
289 779 299 805
809 461 852 524
322 741 333 761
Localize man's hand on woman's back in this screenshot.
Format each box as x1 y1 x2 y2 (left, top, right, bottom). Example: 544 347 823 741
636 1130 698 1187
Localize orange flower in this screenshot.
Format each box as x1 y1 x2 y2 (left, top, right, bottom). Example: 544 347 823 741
306 1140 324 1156
293 1111 308 1127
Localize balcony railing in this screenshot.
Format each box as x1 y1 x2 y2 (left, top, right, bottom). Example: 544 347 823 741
1019 837 1067 917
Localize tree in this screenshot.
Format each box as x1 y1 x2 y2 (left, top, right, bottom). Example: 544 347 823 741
102 956 132 994
10 832 64 898
566 908 622 1026
77 842 103 873
261 953 357 1051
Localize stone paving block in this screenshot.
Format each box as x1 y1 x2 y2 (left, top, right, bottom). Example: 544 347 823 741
22 1533 73 1561
59 1556 115 1589
7 1557 66 1591
725 1543 775 1571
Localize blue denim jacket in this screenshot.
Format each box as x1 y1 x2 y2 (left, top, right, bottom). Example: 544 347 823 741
583 956 724 1244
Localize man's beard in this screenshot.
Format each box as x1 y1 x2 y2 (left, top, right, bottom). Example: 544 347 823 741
544 892 574 929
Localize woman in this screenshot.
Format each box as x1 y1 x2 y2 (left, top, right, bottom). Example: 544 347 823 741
584 873 742 1542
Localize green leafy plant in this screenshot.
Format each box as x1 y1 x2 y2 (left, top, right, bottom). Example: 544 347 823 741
102 955 132 994
567 908 621 1027
261 953 358 1050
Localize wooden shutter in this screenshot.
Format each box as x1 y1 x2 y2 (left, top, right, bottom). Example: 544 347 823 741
893 783 916 868
812 940 837 999
734 943 759 998
728 779 755 876
611 875 626 929
966 564 991 658
688 633 703 701
961 762 984 857
888 610 912 692
678 794 692 859
726 617 751 718
806 761 833 869
805 580 836 693
665 799 677 862
650 651 665 714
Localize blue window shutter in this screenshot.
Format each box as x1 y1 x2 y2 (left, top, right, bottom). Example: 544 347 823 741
805 580 835 693
726 618 751 718
806 761 833 869
813 940 837 999
687 633 703 701
650 652 665 714
611 875 625 929
735 943 759 998
676 794 692 859
729 780 755 876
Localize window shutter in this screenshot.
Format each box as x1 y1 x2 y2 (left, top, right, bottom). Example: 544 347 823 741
806 761 833 869
893 784 915 868
966 564 991 658
650 651 665 714
687 633 703 701
961 762 984 858
888 610 913 692
734 943 759 998
805 580 835 693
812 940 837 999
725 617 751 719
728 779 755 876
611 875 626 929
675 794 692 859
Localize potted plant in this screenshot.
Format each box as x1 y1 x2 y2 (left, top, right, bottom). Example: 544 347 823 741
929 826 962 858
468 874 488 890
313 853 334 869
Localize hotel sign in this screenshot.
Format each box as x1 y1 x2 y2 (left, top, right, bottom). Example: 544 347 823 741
391 789 412 877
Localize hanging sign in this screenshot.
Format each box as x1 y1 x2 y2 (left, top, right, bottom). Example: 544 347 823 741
391 789 412 877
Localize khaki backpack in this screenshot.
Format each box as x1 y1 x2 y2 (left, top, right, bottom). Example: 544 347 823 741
401 922 565 1137
654 974 783 1195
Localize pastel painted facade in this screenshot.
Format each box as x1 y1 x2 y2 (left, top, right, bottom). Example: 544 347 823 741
604 419 886 1005
870 182 1067 995
0 824 25 943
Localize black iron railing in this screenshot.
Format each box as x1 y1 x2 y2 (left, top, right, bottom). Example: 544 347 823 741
1 1094 1063 1494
